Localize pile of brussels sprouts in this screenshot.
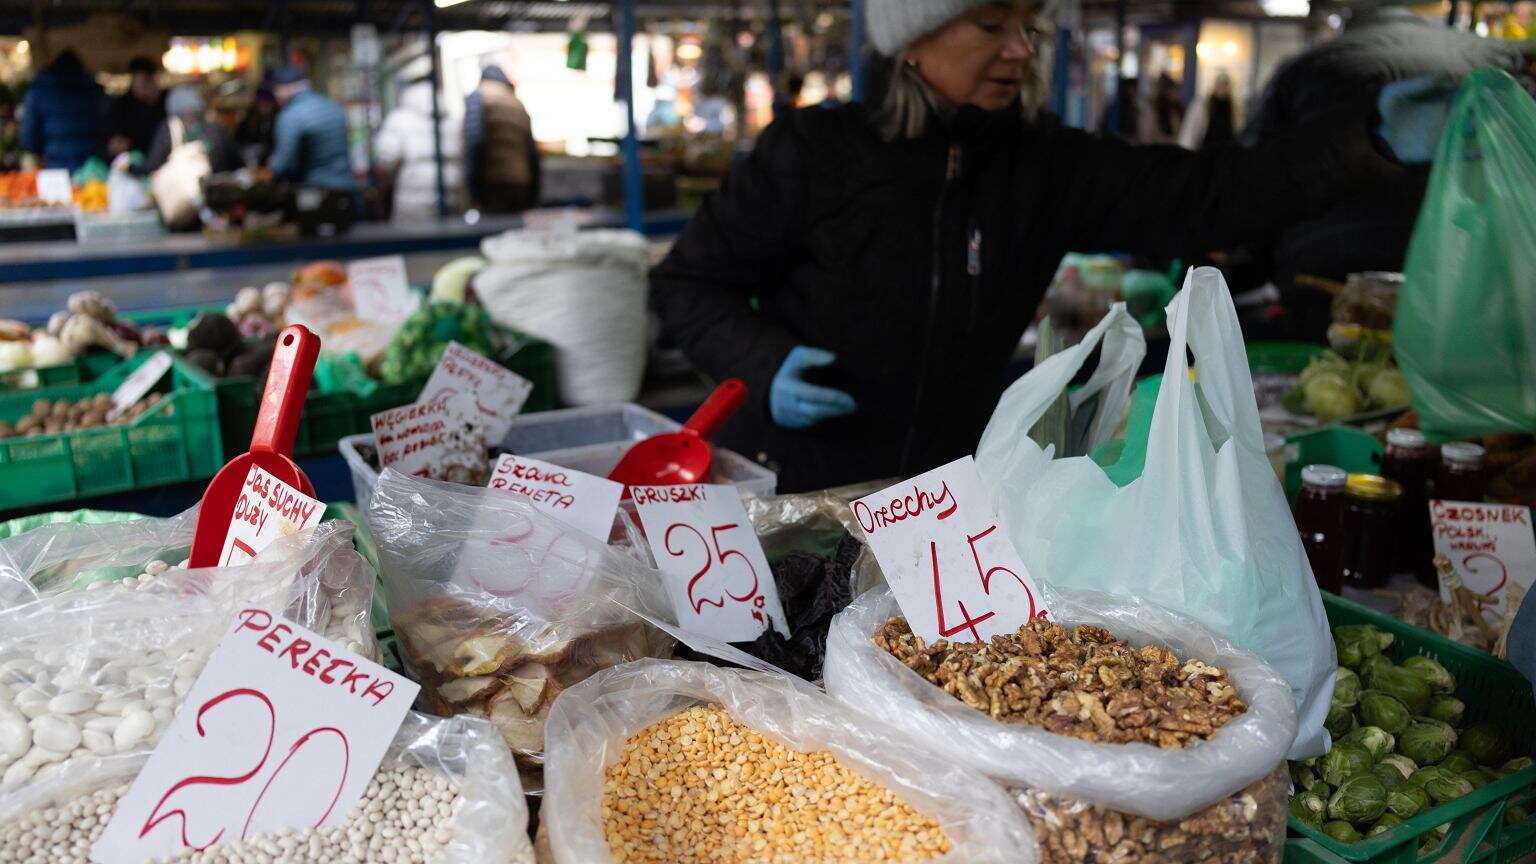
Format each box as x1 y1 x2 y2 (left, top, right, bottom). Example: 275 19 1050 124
1288 625 1531 851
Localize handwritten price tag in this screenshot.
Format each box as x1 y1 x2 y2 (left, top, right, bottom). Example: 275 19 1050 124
220 466 325 566
108 351 173 421
1431 500 1536 625
94 610 418 864
346 255 419 325
486 454 623 541
631 485 789 643
421 342 533 446
371 392 486 481
854 457 1047 644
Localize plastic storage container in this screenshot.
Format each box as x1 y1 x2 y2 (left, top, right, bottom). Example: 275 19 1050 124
1284 592 1536 864
0 352 222 511
340 403 778 515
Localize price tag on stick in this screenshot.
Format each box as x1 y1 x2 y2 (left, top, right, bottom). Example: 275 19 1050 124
220 465 326 566
108 350 173 421
94 610 418 864
370 392 486 481
631 484 790 643
346 255 419 325
854 457 1048 644
1430 500 1536 625
421 342 533 446
486 454 623 541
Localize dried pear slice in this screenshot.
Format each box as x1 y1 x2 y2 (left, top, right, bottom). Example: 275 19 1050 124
503 664 550 713
487 687 547 754
437 676 500 704
452 634 518 676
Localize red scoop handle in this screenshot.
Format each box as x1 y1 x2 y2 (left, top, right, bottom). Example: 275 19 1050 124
252 325 321 456
683 379 747 441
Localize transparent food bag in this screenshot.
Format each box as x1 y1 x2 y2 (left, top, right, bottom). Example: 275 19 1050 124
542 658 1037 864
367 469 674 769
0 711 534 864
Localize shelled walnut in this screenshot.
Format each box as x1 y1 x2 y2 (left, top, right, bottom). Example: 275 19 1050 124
875 617 1246 748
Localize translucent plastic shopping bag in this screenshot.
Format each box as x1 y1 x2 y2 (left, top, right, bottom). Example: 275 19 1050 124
1398 68 1536 441
975 267 1336 758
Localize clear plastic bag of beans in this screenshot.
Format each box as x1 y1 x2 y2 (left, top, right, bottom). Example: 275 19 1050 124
541 658 1038 864
0 711 535 864
0 507 198 607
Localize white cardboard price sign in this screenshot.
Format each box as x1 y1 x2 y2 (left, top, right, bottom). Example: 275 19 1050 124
94 609 418 864
370 392 485 480
1431 500 1536 625
421 342 533 445
854 456 1048 644
36 168 72 205
220 466 325 566
486 454 623 541
108 351 173 421
631 484 789 643
346 255 419 325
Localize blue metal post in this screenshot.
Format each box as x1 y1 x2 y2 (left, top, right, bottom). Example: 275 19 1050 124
425 0 447 220
767 0 785 118
849 0 866 103
619 0 644 232
1050 27 1071 118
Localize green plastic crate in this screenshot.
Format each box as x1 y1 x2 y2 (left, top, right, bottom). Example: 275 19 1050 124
1285 592 1536 864
1251 340 1330 374
1283 426 1386 503
213 332 559 459
0 353 223 512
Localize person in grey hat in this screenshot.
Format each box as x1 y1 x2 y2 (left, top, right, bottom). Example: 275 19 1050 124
133 84 239 178
651 0 1460 493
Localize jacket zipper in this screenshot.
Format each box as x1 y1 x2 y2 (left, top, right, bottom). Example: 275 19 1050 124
901 142 962 474
966 219 982 330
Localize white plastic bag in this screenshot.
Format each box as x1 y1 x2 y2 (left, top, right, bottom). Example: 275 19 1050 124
0 507 197 608
476 227 649 406
542 658 1037 864
975 267 1335 759
824 585 1296 822
150 118 211 229
0 711 534 864
367 469 675 768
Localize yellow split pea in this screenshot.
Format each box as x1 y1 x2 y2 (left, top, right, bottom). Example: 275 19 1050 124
601 705 953 864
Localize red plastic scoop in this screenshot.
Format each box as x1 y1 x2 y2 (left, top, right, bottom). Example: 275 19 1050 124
609 379 747 491
188 325 321 567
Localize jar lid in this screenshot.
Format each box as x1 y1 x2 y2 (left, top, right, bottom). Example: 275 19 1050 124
1386 428 1428 449
1347 473 1405 502
1302 465 1348 488
1442 442 1486 466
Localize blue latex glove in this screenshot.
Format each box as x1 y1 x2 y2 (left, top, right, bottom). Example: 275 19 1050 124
1377 75 1460 165
770 346 858 430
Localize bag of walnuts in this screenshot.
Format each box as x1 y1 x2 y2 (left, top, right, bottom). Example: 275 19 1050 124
824 586 1298 864
368 469 676 784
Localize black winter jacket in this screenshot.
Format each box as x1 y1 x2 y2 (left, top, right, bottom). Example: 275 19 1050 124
651 101 1394 493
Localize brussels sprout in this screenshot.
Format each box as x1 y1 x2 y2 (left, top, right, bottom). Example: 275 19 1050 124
1328 774 1388 823
1359 691 1412 735
1423 771 1475 804
1420 823 1451 854
1508 805 1530 826
1335 626 1386 670
1379 754 1418 780
1368 813 1404 838
1408 765 1447 788
1341 726 1396 760
1459 721 1512 766
1313 780 1333 801
1501 757 1534 775
1372 763 1406 790
1386 782 1430 820
1464 767 1498 789
1323 820 1365 844
1439 751 1477 774
1427 695 1466 727
1321 742 1377 787
1360 654 1396 683
1327 701 1359 739
1401 719 1459 766
1370 667 1434 715
1291 761 1319 791
1400 655 1456 694
1334 668 1362 709
1289 792 1328 826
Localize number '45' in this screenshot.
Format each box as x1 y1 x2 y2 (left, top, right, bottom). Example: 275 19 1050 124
931 525 1039 643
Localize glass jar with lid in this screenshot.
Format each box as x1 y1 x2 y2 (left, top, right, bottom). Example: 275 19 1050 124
1296 465 1348 593
1342 474 1404 590
1381 428 1435 586
1436 442 1488 503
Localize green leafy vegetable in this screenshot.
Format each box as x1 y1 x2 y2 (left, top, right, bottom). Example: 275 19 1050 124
1428 695 1466 727
1501 757 1533 775
1368 813 1404 837
1328 774 1388 823
1400 656 1456 693
1439 751 1476 774
1386 783 1430 820
1290 792 1328 827
1372 763 1406 790
1370 667 1434 715
1326 701 1359 739
1401 719 1459 765
1379 754 1418 780
1321 742 1376 787
1458 721 1512 766
1323 820 1364 844
1341 726 1396 761
1333 668 1362 709
1359 691 1412 735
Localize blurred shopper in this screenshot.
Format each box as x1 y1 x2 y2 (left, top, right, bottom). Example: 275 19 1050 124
267 66 358 191
376 79 463 221
133 85 239 177
1139 72 1186 143
0 84 19 169
652 0 1461 492
109 56 165 157
463 65 538 214
1181 72 1240 149
236 86 279 168
20 50 108 171
1246 0 1521 338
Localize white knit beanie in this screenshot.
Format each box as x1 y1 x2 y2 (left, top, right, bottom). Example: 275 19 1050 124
865 0 1001 56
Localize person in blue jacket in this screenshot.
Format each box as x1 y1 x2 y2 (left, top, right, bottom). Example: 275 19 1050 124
20 50 108 171
266 66 358 191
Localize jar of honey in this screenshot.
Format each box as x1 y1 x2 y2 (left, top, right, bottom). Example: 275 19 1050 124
1342 474 1404 590
1296 465 1348 594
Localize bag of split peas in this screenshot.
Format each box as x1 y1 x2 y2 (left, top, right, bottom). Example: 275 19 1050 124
824 586 1298 864
0 710 536 864
540 658 1037 864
